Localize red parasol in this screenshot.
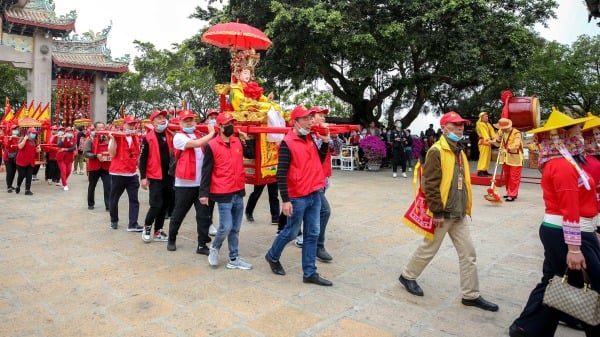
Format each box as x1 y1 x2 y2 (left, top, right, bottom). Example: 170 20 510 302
201 22 272 50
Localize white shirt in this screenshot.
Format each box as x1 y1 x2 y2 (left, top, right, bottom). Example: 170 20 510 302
173 132 203 187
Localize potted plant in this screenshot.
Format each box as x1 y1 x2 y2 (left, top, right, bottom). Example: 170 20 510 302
359 135 387 170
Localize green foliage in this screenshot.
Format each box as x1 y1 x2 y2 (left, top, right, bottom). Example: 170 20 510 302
519 35 600 118
0 64 26 112
190 0 558 127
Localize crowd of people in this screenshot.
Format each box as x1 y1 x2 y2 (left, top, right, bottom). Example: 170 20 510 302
2 106 600 334
0 105 340 286
340 121 441 176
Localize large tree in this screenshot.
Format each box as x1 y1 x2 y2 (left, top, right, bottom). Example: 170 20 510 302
192 0 557 127
0 64 26 110
519 35 600 117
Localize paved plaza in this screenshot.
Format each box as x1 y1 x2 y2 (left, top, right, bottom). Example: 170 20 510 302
0 163 581 337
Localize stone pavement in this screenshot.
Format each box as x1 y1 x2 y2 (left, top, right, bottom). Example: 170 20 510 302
0 163 581 337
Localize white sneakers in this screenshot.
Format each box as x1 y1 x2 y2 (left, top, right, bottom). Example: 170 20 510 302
208 247 219 266
402 172 407 178
392 173 397 178
63 186 69 191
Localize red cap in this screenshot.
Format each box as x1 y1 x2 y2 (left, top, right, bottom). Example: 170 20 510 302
123 116 139 124
310 106 329 115
440 111 469 126
206 109 219 118
51 125 58 130
216 112 235 125
178 110 196 121
291 105 313 120
65 127 73 132
27 127 37 133
149 110 167 121
9 124 19 130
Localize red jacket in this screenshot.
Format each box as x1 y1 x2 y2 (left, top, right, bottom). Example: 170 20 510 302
56 137 76 162
2 136 19 161
109 135 140 174
144 130 173 180
208 136 245 194
87 137 111 171
15 139 37 167
175 132 207 181
284 131 325 198
314 134 332 178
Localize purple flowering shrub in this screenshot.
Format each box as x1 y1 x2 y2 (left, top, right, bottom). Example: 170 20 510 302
359 135 387 162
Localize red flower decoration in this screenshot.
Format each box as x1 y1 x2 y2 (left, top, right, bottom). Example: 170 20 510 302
243 81 264 101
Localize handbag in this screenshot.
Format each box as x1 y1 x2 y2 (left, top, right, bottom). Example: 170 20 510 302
401 161 434 240
543 268 600 326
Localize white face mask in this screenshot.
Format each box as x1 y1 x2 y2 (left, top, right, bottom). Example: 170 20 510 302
298 127 310 136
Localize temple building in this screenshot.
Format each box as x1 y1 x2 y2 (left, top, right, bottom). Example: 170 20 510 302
0 0 128 124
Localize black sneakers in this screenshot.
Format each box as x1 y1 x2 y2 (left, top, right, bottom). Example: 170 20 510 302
196 245 210 255
127 224 144 232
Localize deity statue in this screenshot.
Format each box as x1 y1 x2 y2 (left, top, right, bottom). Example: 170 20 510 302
218 49 284 122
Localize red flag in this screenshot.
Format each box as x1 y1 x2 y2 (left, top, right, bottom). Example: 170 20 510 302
2 97 13 122
32 102 42 120
13 102 26 121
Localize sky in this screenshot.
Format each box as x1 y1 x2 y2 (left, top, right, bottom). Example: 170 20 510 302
52 0 599 131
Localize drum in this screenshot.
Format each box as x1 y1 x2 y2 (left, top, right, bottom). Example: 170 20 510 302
507 96 540 132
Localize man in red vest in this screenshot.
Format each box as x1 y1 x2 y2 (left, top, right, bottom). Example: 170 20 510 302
200 112 253 269
139 110 174 243
108 116 142 231
84 122 111 210
265 105 332 286
166 110 215 254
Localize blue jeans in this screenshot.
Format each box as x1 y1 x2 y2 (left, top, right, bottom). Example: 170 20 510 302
211 194 244 260
267 190 321 277
318 190 331 248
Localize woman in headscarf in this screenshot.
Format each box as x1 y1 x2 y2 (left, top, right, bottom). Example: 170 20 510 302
509 108 600 337
581 115 600 212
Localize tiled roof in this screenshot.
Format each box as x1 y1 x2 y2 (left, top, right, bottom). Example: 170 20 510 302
4 7 75 31
53 52 128 73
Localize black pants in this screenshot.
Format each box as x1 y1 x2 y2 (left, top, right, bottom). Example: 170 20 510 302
245 182 279 221
5 158 17 189
392 145 406 173
144 177 174 231
88 169 111 209
167 186 213 246
109 175 140 227
32 164 40 177
16 165 33 191
513 226 600 336
45 159 60 182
